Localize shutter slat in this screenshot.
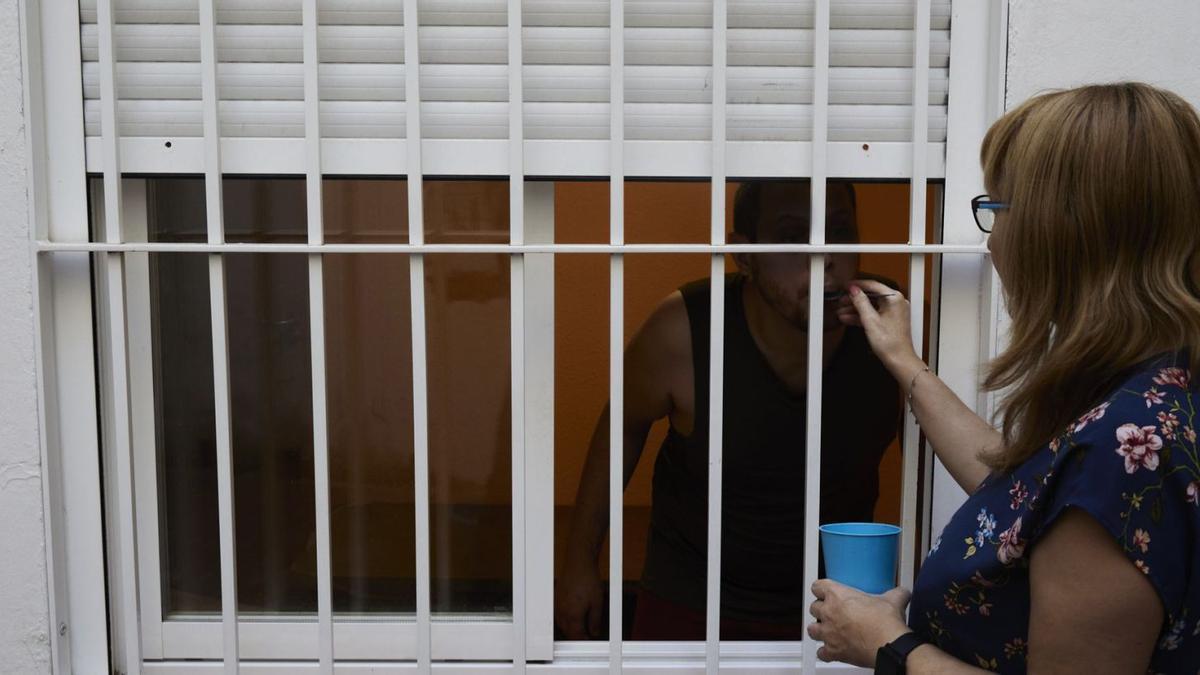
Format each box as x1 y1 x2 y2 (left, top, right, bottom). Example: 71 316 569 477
85 99 947 142
80 24 951 68
82 62 949 105
77 0 951 29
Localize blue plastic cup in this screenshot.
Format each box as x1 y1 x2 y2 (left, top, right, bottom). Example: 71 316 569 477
819 522 902 594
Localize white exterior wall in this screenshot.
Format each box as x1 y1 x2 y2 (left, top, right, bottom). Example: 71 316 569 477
0 0 51 673
1006 0 1200 107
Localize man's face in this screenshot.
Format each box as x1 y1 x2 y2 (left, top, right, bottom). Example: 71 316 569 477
741 183 859 331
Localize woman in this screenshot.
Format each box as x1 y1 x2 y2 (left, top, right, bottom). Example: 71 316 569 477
810 82 1200 673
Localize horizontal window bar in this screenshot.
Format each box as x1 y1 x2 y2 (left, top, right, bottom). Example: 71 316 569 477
36 241 986 254
81 138 948 178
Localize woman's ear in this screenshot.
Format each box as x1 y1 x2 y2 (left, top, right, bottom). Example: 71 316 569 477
729 231 754 277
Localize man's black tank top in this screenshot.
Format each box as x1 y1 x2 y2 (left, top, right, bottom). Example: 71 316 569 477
638 274 900 624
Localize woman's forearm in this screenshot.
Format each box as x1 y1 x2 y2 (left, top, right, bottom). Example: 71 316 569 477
906 644 993 674
888 354 998 493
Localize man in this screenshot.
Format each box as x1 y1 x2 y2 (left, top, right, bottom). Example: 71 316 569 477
557 180 901 640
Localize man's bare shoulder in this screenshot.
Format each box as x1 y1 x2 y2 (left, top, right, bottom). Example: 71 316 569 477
627 290 692 367
624 290 695 424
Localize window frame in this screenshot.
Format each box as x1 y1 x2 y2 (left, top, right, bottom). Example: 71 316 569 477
22 0 1010 671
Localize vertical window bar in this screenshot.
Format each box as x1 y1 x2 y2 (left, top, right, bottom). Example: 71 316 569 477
125 181 166 660
608 0 625 671
900 0 933 588
920 195 944 556
802 0 831 672
94 0 120 248
302 0 334 671
705 0 728 671
507 0 527 669
402 0 432 669
198 0 239 671
94 0 143 671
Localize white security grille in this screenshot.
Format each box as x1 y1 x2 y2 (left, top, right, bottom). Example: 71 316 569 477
24 0 1010 672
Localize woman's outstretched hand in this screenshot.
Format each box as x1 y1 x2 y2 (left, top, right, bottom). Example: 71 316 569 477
807 579 913 667
837 279 921 374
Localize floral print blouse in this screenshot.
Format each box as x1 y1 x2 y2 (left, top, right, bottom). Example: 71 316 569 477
910 355 1200 673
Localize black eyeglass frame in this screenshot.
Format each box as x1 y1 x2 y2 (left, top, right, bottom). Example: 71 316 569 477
971 194 1009 234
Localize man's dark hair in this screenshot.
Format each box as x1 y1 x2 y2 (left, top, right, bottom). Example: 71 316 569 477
732 180 858 242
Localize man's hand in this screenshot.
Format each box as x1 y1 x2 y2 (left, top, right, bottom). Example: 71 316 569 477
807 579 912 667
555 559 606 639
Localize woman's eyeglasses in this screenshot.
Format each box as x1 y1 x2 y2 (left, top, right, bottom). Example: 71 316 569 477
971 194 1009 234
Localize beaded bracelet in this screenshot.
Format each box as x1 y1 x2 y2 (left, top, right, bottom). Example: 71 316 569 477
907 365 931 410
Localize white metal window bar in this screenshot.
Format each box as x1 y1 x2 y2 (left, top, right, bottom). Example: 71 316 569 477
403 0 433 671
21 0 1010 671
607 0 624 672
898 0 933 590
303 0 335 670
801 0 831 672
94 0 145 673
509 0 529 670
197 0 242 671
706 0 728 671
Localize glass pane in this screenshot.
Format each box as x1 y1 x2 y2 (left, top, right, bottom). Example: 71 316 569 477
424 180 513 615
626 181 710 245
323 252 416 613
553 179 718 641
621 250 713 642
130 177 520 618
855 181 944 245
553 181 609 245
553 251 611 640
551 178 943 641
711 181 938 640
323 178 409 244
323 180 415 613
143 177 319 615
552 182 611 639
225 250 316 613
151 246 221 614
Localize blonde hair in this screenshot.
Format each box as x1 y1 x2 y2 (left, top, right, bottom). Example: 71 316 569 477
981 82 1200 472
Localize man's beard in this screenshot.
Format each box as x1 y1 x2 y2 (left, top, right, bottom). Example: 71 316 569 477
757 288 843 333
783 306 843 333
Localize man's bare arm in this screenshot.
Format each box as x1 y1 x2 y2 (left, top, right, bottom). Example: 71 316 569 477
557 292 693 637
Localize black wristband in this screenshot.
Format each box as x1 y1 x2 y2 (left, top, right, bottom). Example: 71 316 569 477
874 632 926 675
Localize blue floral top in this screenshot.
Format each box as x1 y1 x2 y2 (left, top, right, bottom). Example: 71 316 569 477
910 355 1200 673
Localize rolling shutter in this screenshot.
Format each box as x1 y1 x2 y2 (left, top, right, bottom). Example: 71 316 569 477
78 0 950 174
